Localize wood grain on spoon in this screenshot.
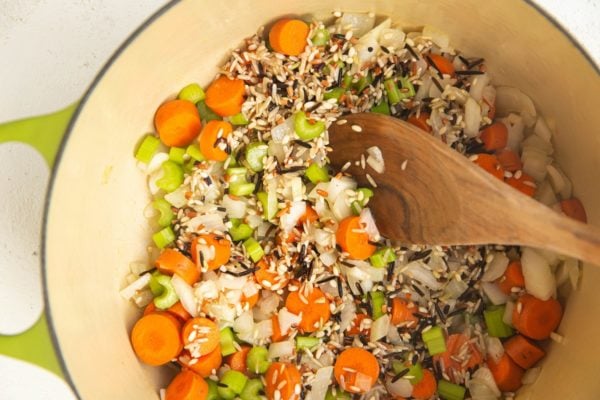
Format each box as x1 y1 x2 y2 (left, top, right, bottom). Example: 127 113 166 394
328 113 600 265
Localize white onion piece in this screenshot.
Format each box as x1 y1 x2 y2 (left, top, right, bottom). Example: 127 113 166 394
146 152 170 175
404 261 443 290
280 201 306 233
120 273 151 301
482 85 496 113
164 186 188 208
546 164 572 199
535 180 558 206
319 251 338 267
464 96 482 137
225 289 242 305
256 290 280 318
189 213 226 232
482 252 510 282
171 274 199 317
195 279 219 301
339 299 357 332
355 19 390 68
234 311 254 334
422 25 450 51
278 307 302 335
271 117 294 143
443 278 468 299
467 379 499 400
242 280 259 298
222 195 247 219
503 300 515 326
148 169 163 195
366 146 385 174
415 75 433 100
522 148 551 182
387 323 403 345
500 113 525 152
495 86 537 127
370 314 390 342
522 367 542 385
472 366 501 396
132 289 154 308
254 319 274 340
485 336 504 363
314 229 334 248
379 28 405 49
359 208 380 242
443 86 469 105
469 73 490 102
268 340 295 360
534 117 553 142
246 214 264 229
331 195 353 222
556 257 580 290
208 302 237 324
306 367 334 400
521 247 556 300
386 377 413 398
268 140 286 162
219 274 248 290
339 12 375 38
481 282 508 305
523 133 554 155
413 56 429 78
327 176 356 203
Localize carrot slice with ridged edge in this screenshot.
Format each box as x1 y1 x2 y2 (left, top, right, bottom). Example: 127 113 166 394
498 261 525 295
285 286 331 333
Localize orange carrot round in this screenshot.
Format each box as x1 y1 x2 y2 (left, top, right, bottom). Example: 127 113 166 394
155 249 200 285
179 345 222 378
191 233 231 271
254 259 290 290
434 334 483 377
504 334 545 369
347 313 370 336
472 153 504 180
154 99 202 147
131 312 183 366
560 197 587 223
269 18 309 56
241 290 260 309
198 120 233 161
334 348 379 394
168 301 192 323
298 205 319 225
165 369 208 400
512 294 562 340
496 149 522 172
143 301 157 316
498 260 525 295
407 112 432 133
285 286 331 333
480 122 508 151
487 353 524 393
265 362 302 400
271 314 287 342
226 346 251 373
336 216 376 260
506 172 536 197
182 317 220 357
390 298 418 327
205 76 245 117
428 54 455 76
411 369 437 399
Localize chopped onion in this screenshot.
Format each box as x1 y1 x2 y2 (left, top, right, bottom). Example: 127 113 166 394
546 164 572 199
481 282 508 305
331 194 352 222
386 377 413 398
290 177 304 202
306 367 333 400
404 261 443 290
270 117 294 143
255 290 280 320
482 85 496 115
132 289 154 308
339 298 357 332
218 274 248 290
120 273 151 300
234 311 254 334
208 302 236 324
472 366 501 396
469 73 490 102
254 319 274 340
556 257 580 290
268 140 286 162
246 214 264 229
370 314 390 342
221 195 247 219
443 278 468 300
225 289 242 304
379 28 405 49
482 252 510 282
164 186 188 208
148 169 163 195
443 85 469 105
354 372 375 393
327 176 356 203
415 75 433 100
464 96 482 137
268 340 295 360
278 307 302 335
521 247 556 300
534 117 553 142
172 274 199 317
366 146 385 174
242 280 259 298
189 213 226 232
195 279 219 301
422 25 450 51
355 18 390 68
339 12 375 38
485 336 504 363
467 380 499 400
495 86 537 127
522 147 551 182
523 133 554 156
535 180 558 206
280 201 306 233
146 152 170 174
359 208 380 242
500 113 525 152
503 300 515 326
387 322 403 345
319 251 338 267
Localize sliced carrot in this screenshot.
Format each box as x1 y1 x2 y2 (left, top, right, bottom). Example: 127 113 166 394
428 54 455 76
154 99 202 147
179 345 222 378
155 249 200 285
504 334 545 369
480 122 508 151
255 259 290 290
241 290 260 309
285 286 331 333
498 261 525 295
411 369 437 400
131 312 183 366
487 353 524 393
265 362 302 400
143 301 157 316
434 334 483 380
334 348 380 394
390 298 418 327
560 197 587 223
347 313 370 336
204 76 245 117
226 346 251 373
165 369 208 400
336 216 376 260
168 301 192 323
472 153 504 180
506 172 536 197
512 294 562 340
407 112 432 133
191 233 231 271
271 314 287 342
182 317 220 357
496 149 522 172
269 18 309 56
198 120 233 161
298 205 319 225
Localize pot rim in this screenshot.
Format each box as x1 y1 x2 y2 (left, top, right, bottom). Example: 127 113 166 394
40 1 599 398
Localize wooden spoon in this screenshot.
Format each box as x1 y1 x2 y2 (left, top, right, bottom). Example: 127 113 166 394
328 113 600 265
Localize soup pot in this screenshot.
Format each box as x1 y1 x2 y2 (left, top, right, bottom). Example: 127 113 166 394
43 0 600 398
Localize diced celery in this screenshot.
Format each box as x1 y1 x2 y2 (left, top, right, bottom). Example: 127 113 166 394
148 270 163 295
384 79 402 105
135 134 160 163
218 370 248 398
243 238 264 262
220 327 237 356
398 76 416 99
240 378 264 400
371 101 391 115
197 100 222 123
484 305 514 338
257 190 276 221
230 112 249 126
229 182 256 196
370 291 386 320
156 161 184 192
370 247 396 268
422 326 447 356
178 83 205 103
230 223 254 242
168 147 186 164
437 379 466 400
245 142 269 172
392 361 424 385
206 379 220 400
354 73 372 94
341 73 353 89
152 198 174 228
323 87 345 102
311 28 330 46
351 201 364 216
186 143 206 162
151 274 179 309
246 346 271 374
294 111 325 141
305 163 330 183
296 336 320 350
325 388 351 400
152 226 175 249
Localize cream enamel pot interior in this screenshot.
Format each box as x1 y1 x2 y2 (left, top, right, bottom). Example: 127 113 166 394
44 0 600 399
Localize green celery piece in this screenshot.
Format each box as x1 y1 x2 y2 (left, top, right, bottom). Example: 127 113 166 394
370 291 386 320
437 379 466 400
354 72 373 94
325 388 351 400
296 336 320 350
148 270 163 295
371 101 391 115
384 79 402 105
484 305 514 338
240 379 264 400
152 198 174 228
156 160 184 192
398 76 416 100
186 143 206 161
311 28 330 46
135 134 160 163
243 238 264 262
229 182 256 196
197 100 222 123
341 73 353 89
305 163 330 183
230 112 249 126
230 223 254 242
245 141 269 172
294 111 326 141
206 379 221 400
168 147 186 164
151 274 179 309
246 346 271 374
351 200 363 216
178 83 205 103
392 361 424 385
220 327 237 356
422 326 447 356
323 87 345 102
218 370 248 397
152 226 175 249
369 247 396 268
